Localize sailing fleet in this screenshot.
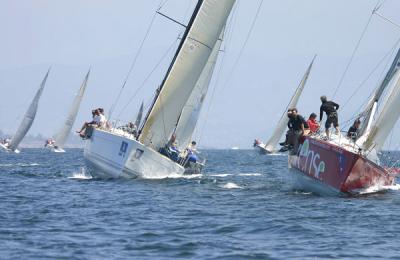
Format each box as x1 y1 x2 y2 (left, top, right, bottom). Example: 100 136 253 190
1 0 400 195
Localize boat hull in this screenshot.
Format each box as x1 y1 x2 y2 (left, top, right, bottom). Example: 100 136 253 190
84 128 185 179
0 143 19 153
254 144 272 155
288 136 394 195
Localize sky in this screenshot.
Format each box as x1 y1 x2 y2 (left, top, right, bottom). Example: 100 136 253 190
1 0 400 148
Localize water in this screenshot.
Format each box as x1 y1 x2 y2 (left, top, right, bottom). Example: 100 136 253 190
1 149 400 259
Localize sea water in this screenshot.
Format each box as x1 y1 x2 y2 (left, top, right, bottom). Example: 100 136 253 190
0 149 399 259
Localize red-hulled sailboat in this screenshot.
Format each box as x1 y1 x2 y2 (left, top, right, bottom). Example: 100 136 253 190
288 35 400 195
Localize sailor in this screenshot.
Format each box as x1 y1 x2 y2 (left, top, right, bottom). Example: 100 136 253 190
347 119 361 141
320 95 340 139
306 113 320 134
77 109 103 137
279 109 294 148
287 108 307 154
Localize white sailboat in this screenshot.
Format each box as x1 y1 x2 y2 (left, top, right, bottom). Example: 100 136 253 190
254 57 315 154
0 70 50 153
84 0 235 179
47 70 90 153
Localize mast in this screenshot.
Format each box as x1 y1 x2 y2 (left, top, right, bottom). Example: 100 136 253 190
139 0 235 150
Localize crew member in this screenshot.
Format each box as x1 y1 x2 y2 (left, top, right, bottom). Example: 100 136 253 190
306 113 320 134
287 108 307 154
347 119 361 141
320 95 340 139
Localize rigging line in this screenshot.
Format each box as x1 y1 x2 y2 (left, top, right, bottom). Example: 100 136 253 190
108 0 163 120
374 11 400 30
116 37 180 118
332 0 381 99
341 37 400 110
220 0 264 93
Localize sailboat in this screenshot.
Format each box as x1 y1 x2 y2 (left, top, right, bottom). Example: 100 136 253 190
254 57 315 154
0 70 50 153
288 48 400 195
46 70 90 153
84 0 235 179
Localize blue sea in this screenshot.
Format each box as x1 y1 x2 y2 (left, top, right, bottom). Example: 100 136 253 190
1 149 400 259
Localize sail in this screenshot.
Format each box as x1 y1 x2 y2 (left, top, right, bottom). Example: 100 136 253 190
174 33 223 151
363 69 400 151
358 48 400 137
54 70 90 149
264 57 316 153
135 102 144 128
139 0 235 150
8 70 50 151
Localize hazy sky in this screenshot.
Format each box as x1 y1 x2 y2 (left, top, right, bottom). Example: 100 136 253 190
1 0 400 148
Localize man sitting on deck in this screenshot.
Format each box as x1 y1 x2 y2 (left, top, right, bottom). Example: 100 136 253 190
320 95 340 139
77 109 106 138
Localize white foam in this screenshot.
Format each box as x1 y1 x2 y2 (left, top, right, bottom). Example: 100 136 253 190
221 182 243 189
357 183 400 194
238 173 261 176
209 174 232 177
68 168 92 180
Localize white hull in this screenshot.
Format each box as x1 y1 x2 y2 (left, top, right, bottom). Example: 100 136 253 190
0 143 20 153
254 144 273 155
84 128 185 179
45 145 66 153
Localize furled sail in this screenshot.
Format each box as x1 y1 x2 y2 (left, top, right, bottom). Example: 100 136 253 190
358 48 400 137
53 70 90 149
263 57 315 153
139 0 235 150
362 69 400 151
8 70 50 151
135 101 144 128
174 32 223 151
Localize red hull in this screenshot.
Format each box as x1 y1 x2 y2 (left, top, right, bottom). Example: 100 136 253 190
288 136 395 194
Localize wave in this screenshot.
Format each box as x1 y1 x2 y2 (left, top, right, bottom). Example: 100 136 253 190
221 182 243 189
357 183 400 195
0 163 39 167
142 173 203 180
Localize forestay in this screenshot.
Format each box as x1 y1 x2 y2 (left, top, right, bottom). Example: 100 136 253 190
363 69 400 151
139 0 235 150
174 32 223 151
358 48 400 137
54 70 90 149
264 57 315 153
8 70 50 151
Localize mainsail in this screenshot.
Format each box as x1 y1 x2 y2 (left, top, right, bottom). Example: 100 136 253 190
139 0 235 150
135 102 144 128
358 48 400 137
53 70 90 149
263 57 315 153
8 70 50 151
174 32 223 151
362 69 400 151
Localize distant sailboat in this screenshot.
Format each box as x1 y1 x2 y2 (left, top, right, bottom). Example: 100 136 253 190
0 70 50 153
84 0 235 178
254 57 315 154
46 70 90 153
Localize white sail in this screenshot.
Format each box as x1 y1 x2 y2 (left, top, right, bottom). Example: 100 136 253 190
135 102 144 128
174 33 223 151
264 57 315 153
8 70 50 151
363 69 400 151
358 48 400 137
53 70 90 150
139 0 235 150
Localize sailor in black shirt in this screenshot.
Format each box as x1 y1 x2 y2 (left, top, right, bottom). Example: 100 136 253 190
320 95 339 139
287 108 307 155
347 119 361 141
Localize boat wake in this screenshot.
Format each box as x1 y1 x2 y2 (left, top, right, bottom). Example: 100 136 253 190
209 173 261 178
141 173 203 180
357 183 400 195
68 168 93 180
